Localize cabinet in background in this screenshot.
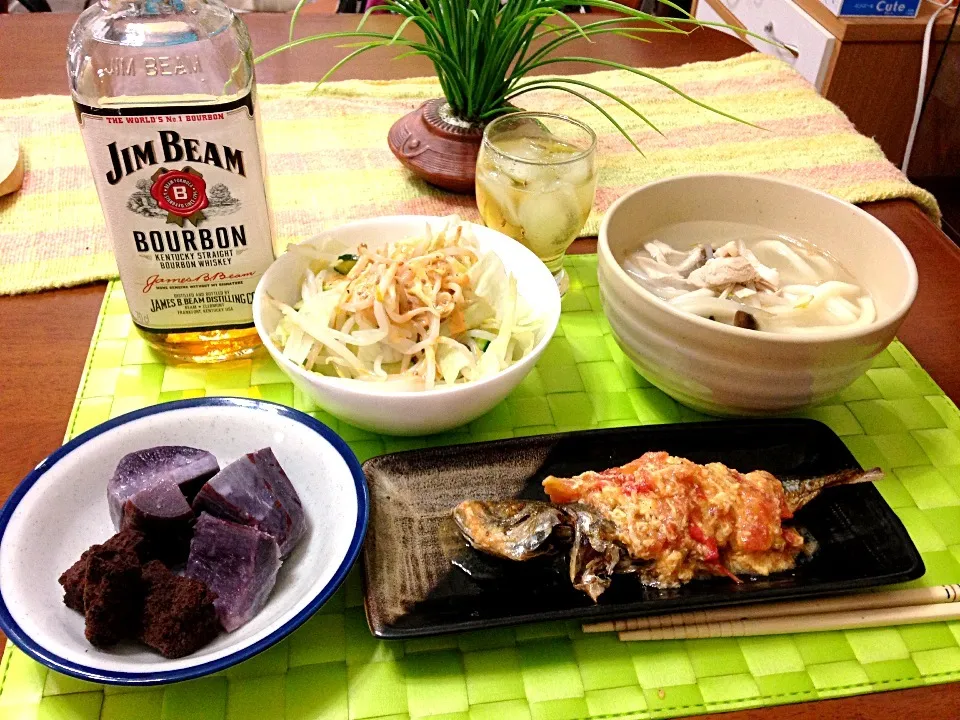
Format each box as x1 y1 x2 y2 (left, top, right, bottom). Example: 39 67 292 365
692 0 959 173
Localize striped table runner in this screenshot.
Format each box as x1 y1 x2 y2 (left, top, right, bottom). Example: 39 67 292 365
0 52 939 296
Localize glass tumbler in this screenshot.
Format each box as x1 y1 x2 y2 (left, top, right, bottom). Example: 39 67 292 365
476 112 598 295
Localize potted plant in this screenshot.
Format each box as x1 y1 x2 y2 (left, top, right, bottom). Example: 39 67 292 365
257 0 746 193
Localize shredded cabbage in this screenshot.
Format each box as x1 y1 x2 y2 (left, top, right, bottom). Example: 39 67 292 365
267 216 542 391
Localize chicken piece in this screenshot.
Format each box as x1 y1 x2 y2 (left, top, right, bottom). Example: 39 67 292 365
688 256 759 290
714 241 740 258
675 246 708 276
644 241 707 273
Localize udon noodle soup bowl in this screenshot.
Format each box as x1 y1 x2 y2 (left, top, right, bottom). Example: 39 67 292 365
598 174 918 415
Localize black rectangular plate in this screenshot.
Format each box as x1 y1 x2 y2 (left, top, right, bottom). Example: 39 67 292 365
361 420 924 638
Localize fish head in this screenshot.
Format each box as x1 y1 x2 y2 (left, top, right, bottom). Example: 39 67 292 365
452 499 567 562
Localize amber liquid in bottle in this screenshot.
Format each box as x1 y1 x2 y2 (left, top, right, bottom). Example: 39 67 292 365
68 0 275 363
136 325 264 364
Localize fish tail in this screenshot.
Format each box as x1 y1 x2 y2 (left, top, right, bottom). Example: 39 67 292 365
785 467 884 513
834 467 884 487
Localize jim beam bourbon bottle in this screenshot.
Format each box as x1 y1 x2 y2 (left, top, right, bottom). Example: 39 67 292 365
68 0 275 363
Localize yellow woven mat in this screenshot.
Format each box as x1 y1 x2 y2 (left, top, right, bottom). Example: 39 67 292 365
0 52 939 296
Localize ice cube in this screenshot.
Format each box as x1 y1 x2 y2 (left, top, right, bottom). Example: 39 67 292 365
477 172 522 227
576 183 598 222
562 157 595 188
185 513 281 632
192 447 305 558
516 185 583 256
497 135 551 161
496 156 555 189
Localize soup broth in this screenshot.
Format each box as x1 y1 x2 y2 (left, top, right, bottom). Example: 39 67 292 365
620 230 875 334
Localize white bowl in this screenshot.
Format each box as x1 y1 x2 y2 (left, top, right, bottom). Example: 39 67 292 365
253 216 561 436
0 398 368 685
598 174 918 415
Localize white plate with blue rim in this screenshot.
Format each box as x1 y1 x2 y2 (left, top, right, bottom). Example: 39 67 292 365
0 397 368 685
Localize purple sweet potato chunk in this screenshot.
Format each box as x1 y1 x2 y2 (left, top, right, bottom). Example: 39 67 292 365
121 482 195 566
185 513 281 632
192 448 305 558
107 446 219 528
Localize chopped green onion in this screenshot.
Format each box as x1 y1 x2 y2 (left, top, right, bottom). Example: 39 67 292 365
334 253 359 275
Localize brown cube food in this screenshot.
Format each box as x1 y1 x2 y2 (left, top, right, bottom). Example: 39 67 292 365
59 530 151 613
103 527 153 561
139 560 220 659
82 547 143 647
59 554 90 613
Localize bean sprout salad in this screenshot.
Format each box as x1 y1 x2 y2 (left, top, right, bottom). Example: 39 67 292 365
267 217 542 391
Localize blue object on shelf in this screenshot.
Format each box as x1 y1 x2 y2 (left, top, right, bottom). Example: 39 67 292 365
819 0 921 17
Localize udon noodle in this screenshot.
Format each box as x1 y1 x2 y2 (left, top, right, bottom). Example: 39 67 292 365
622 236 875 334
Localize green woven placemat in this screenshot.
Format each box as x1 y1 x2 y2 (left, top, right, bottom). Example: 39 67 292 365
3 255 960 719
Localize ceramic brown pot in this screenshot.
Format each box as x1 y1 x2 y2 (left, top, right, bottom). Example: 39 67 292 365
387 98 485 194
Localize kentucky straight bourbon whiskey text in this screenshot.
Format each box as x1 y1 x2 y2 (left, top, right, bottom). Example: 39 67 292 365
68 0 275 362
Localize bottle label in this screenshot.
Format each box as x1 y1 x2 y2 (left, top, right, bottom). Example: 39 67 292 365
75 93 275 332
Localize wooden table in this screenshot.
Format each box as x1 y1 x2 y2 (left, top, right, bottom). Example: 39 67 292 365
2 12 959 720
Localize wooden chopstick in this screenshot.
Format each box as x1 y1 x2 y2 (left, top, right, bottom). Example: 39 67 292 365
583 584 960 634
617 600 960 641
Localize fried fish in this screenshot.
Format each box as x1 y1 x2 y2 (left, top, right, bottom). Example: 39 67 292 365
452 451 881 600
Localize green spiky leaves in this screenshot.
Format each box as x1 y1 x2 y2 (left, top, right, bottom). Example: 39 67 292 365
257 0 760 149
